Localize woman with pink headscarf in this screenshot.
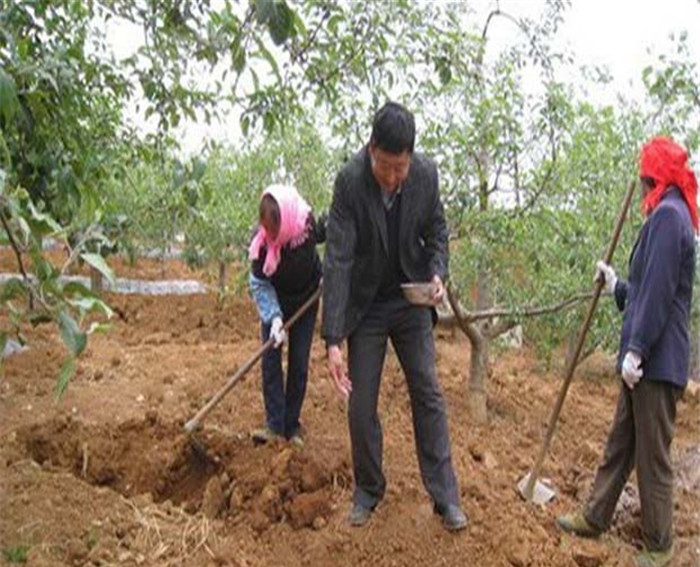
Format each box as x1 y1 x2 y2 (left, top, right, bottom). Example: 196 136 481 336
558 137 698 567
248 184 324 447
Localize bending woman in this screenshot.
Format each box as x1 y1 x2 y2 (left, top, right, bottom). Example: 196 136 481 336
248 184 324 447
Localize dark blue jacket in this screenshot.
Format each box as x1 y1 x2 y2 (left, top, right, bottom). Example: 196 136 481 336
614 187 696 388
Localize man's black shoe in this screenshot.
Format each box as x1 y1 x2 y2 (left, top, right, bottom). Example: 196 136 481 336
348 502 373 527
434 503 468 532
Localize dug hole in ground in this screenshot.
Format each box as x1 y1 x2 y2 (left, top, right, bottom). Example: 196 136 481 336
1 251 698 567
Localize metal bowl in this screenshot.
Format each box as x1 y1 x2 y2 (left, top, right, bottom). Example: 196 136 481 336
400 282 436 306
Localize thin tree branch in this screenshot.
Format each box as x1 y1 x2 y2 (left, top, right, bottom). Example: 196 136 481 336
60 228 98 277
0 205 58 313
491 160 504 195
446 284 480 344
0 207 29 283
289 6 330 64
481 9 500 41
482 9 554 78
508 147 557 218
441 289 594 325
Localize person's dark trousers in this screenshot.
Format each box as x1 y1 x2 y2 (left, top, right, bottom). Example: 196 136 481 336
584 379 683 551
260 300 319 438
347 296 460 510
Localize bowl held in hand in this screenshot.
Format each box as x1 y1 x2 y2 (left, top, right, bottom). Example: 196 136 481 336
400 282 437 306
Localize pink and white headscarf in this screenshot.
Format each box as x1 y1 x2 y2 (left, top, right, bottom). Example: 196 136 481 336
248 184 312 276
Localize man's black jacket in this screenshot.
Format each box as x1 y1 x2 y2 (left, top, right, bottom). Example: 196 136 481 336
322 147 448 345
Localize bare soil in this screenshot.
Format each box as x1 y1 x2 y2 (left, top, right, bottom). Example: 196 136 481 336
1 252 698 567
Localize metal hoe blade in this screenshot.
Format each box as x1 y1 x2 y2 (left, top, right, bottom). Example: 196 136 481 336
517 473 556 505
185 425 220 465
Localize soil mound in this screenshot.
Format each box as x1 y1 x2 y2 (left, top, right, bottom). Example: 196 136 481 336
9 415 349 531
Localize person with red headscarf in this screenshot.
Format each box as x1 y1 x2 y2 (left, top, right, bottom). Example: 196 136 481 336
558 137 698 567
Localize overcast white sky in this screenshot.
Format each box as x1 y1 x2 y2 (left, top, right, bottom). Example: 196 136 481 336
110 0 700 155
481 0 700 104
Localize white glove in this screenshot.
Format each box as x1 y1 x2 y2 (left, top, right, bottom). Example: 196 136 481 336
594 261 617 295
621 351 642 390
270 317 287 348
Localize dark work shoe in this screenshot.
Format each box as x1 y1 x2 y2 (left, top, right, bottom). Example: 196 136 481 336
347 502 373 527
434 503 468 532
251 426 282 445
556 511 601 538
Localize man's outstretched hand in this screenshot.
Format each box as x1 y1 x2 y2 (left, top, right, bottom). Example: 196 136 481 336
327 344 352 398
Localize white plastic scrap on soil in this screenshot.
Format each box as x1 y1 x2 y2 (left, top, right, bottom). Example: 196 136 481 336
2 338 29 359
0 273 208 295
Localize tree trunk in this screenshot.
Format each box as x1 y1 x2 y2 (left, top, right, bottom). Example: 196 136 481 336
468 332 490 424
468 269 493 423
161 249 168 279
89 265 104 294
218 260 228 294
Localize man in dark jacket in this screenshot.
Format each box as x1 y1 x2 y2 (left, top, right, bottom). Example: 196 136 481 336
557 137 698 567
322 102 466 532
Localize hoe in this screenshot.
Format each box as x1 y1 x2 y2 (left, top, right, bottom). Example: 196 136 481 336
518 180 637 505
184 285 322 460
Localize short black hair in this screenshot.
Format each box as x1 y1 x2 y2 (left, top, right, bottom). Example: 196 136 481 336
370 101 415 154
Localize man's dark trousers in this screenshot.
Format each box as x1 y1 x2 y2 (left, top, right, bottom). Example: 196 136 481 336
584 380 683 551
347 296 460 510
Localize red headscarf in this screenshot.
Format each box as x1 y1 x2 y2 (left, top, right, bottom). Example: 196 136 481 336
639 136 698 232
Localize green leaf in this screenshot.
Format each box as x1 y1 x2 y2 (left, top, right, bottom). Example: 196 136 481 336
0 278 27 302
28 312 53 327
54 356 76 400
62 281 94 297
255 0 274 24
58 311 87 357
32 254 59 282
17 216 31 243
263 111 275 132
267 1 294 45
86 321 111 335
0 69 20 124
2 544 29 563
233 46 246 74
69 297 114 318
253 36 281 80
231 32 246 73
291 10 306 36
80 253 116 286
241 114 251 136
0 332 7 358
26 201 62 236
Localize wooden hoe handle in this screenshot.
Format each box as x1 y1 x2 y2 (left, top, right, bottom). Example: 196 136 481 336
523 180 637 502
184 284 322 433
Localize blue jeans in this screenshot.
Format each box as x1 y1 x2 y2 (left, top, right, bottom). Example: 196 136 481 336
260 300 318 438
